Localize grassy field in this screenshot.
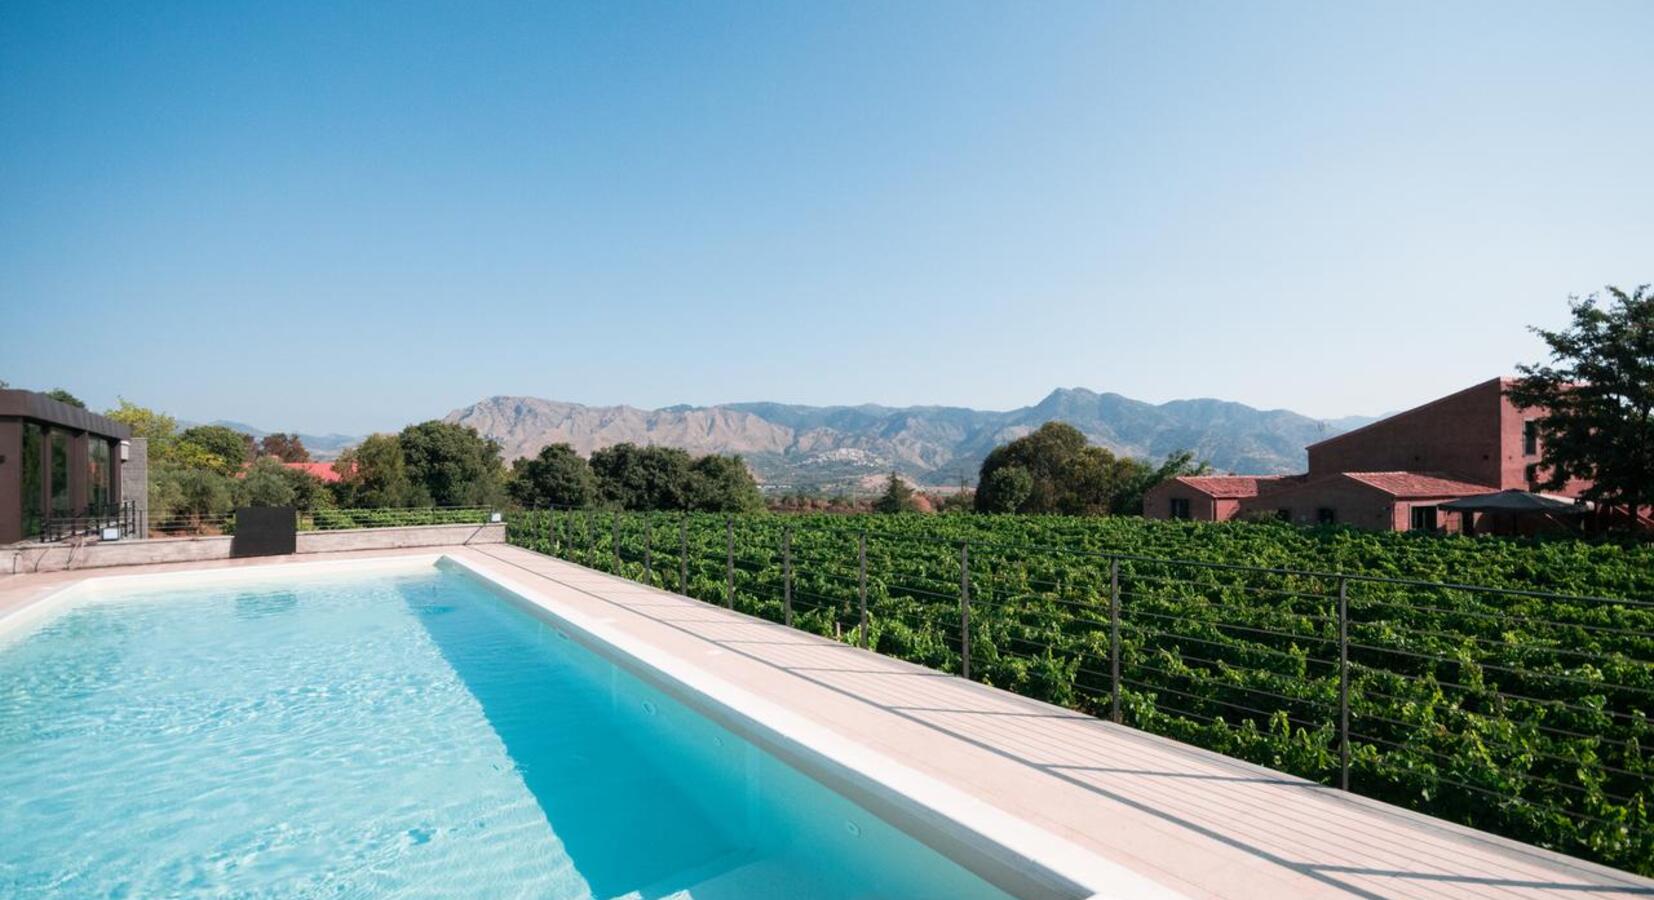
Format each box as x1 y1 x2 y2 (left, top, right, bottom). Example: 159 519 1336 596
510 510 1653 874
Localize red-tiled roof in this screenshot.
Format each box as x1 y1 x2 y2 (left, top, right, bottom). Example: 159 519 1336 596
1341 471 1496 498
1174 475 1302 499
284 461 345 483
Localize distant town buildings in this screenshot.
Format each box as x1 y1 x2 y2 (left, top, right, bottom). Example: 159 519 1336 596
1144 378 1586 533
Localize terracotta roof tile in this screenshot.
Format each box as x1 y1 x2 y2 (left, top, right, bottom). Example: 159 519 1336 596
1174 475 1303 499
1341 471 1497 498
283 461 346 484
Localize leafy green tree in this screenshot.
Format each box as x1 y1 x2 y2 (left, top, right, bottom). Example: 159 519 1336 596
686 454 764 512
975 422 1137 514
45 388 86 408
178 425 254 475
508 443 598 508
589 443 694 510
873 472 916 514
105 399 176 442
398 421 507 507
105 399 179 461
333 434 414 507
154 464 234 524
978 465 1033 513
258 433 310 463
1508 285 1654 516
236 457 298 508
235 457 330 510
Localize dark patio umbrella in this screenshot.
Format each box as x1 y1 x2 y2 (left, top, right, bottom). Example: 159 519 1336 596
1439 490 1586 514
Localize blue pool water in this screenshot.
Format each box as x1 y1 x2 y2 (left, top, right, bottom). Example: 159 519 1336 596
0 564 1013 898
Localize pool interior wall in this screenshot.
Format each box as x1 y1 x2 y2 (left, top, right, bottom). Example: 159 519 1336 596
0 558 1023 898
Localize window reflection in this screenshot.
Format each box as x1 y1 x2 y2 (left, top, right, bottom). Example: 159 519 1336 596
50 430 70 515
22 423 43 538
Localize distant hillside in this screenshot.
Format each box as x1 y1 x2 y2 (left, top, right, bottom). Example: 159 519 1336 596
446 390 1378 490
199 421 361 460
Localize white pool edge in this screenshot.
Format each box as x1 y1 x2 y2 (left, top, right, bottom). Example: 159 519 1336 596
1 552 1181 899
439 553 1179 899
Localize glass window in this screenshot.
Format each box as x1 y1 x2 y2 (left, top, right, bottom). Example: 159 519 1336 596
89 439 111 510
50 430 70 515
1169 498 1191 520
1317 507 1337 524
22 423 43 538
1410 506 1438 531
1523 420 1539 456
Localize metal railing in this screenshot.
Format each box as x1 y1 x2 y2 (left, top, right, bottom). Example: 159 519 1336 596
505 505 1654 877
40 500 140 542
132 506 498 539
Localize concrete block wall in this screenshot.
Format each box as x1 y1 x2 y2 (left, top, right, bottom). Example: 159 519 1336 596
121 437 149 530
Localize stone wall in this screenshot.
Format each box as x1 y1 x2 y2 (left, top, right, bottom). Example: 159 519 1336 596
121 437 149 530
3 521 503 576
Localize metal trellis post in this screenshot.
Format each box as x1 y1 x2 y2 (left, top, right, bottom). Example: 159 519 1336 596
858 531 869 649
783 525 794 628
1110 557 1122 724
725 516 735 609
959 541 971 680
1338 575 1351 791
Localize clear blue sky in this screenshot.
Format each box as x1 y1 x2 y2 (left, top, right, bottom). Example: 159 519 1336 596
3 2 1650 434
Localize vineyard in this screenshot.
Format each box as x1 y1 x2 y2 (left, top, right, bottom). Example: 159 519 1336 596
506 509 1654 875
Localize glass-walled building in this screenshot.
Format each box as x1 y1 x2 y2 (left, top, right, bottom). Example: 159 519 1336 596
0 390 133 544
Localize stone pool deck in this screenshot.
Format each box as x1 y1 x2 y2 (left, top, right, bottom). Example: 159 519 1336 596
2 543 1649 899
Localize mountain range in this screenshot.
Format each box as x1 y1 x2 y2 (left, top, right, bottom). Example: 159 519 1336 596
443 390 1380 490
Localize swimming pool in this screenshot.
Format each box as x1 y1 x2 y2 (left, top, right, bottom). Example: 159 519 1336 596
0 558 1075 898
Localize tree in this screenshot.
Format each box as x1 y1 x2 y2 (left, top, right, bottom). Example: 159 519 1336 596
873 472 916 514
104 399 179 458
258 433 311 463
153 465 234 525
333 434 414 507
1507 285 1654 517
398 421 506 507
589 443 694 510
236 456 329 510
686 454 764 512
237 457 298 508
178 425 254 474
508 443 598 508
974 422 1139 514
978 465 1033 513
45 388 86 408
